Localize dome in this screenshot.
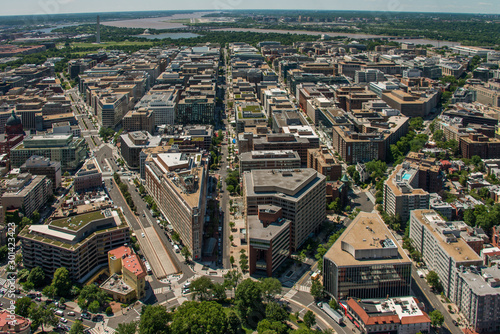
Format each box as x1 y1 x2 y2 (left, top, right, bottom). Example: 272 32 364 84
6 110 22 126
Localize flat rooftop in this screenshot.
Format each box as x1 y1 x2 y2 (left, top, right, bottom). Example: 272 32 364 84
385 164 429 196
458 266 500 296
50 210 107 231
324 212 411 267
412 210 482 263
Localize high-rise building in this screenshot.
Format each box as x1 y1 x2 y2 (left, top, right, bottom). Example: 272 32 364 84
323 212 412 300
20 155 61 190
2 173 52 218
19 209 130 281
409 210 483 298
243 168 326 250
74 158 102 192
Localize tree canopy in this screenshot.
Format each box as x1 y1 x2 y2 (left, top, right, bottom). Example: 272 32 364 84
170 301 228 334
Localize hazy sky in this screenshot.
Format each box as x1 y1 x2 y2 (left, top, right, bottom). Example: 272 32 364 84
2 0 499 16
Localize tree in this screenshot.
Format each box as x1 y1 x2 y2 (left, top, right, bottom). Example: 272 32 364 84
426 271 441 291
329 298 338 310
224 270 242 295
0 245 8 262
171 301 228 334
78 284 108 312
227 185 235 193
310 280 324 300
42 284 56 299
190 276 214 301
52 267 72 297
265 301 288 322
15 297 33 318
235 279 264 325
229 256 235 266
139 305 170 334
471 155 482 166
116 322 138 334
27 266 45 288
429 310 445 328
212 282 227 301
260 277 282 302
227 311 242 334
88 300 100 314
256 319 288 334
181 247 191 263
32 210 41 223
171 231 181 244
303 310 316 328
29 303 58 333
69 320 85 334
239 253 249 272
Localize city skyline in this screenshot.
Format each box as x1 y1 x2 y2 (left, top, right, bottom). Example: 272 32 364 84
1 0 499 16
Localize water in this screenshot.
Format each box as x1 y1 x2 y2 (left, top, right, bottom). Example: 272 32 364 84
133 32 199 40
35 24 77 34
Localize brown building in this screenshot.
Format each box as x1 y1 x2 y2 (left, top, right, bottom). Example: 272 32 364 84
460 133 500 159
0 310 31 334
122 108 155 134
404 152 443 194
74 158 102 192
307 146 342 181
248 205 291 276
382 90 439 118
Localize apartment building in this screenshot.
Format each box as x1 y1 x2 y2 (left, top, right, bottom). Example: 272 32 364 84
323 212 412 300
134 90 178 126
239 150 301 175
382 89 439 118
20 155 61 190
460 133 500 159
248 205 291 276
74 158 103 192
101 245 147 303
383 163 430 222
144 152 207 260
2 173 52 218
97 93 129 128
455 266 500 333
409 210 483 299
243 168 326 250
307 146 342 181
120 131 161 169
19 209 130 281
11 134 87 171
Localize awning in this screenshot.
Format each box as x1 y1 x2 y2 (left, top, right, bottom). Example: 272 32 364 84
354 321 360 328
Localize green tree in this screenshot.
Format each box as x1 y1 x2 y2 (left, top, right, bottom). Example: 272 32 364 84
310 280 324 300
471 155 482 166
190 276 214 301
426 271 441 291
42 284 56 299
227 311 242 334
260 277 282 302
139 305 170 334
224 270 242 296
181 247 191 263
15 297 33 318
116 322 138 334
303 310 316 328
212 282 227 301
171 301 228 334
29 303 58 333
88 300 100 314
329 298 338 310
239 252 249 272
52 267 72 297
257 319 288 334
32 210 41 223
69 320 85 334
0 246 9 262
27 266 45 288
78 284 108 312
429 310 445 328
235 279 264 325
265 301 288 322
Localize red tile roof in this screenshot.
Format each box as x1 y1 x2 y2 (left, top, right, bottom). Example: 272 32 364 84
401 314 431 325
0 310 31 330
109 246 146 279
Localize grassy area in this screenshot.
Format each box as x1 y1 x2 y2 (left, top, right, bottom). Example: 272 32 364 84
51 210 105 231
289 314 308 330
242 105 261 113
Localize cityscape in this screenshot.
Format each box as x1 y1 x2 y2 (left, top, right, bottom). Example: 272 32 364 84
0 5 500 334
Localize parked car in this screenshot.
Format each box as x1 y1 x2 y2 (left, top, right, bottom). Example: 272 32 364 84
67 311 75 316
60 317 68 323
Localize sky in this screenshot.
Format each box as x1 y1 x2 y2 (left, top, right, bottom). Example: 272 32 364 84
1 0 499 16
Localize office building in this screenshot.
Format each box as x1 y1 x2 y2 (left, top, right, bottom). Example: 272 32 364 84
382 90 439 118
176 94 215 125
307 146 342 181
100 245 146 303
346 297 431 334
144 152 208 260
134 90 178 126
323 212 412 300
19 209 130 281
243 168 326 250
239 150 301 175
20 155 61 190
120 132 161 169
97 93 129 128
122 108 155 134
248 205 291 276
2 173 52 218
11 134 87 171
74 158 102 192
455 266 500 333
409 210 483 298
383 163 430 222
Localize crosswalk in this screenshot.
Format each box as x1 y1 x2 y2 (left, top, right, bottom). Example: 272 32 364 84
294 284 310 292
87 326 115 334
153 286 171 294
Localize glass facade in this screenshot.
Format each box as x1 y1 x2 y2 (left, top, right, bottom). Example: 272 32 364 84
324 258 411 300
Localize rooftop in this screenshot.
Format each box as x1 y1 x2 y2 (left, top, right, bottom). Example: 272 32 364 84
458 266 500 296
109 246 146 279
324 212 411 266
50 210 107 232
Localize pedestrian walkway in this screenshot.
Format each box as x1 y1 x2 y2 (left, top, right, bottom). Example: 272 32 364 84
283 289 297 300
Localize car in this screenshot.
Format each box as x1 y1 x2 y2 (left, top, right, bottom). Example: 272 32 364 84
60 317 68 323
92 315 103 322
67 311 75 316
182 288 190 294
142 214 146 217
141 233 145 238
35 297 41 302
81 313 91 320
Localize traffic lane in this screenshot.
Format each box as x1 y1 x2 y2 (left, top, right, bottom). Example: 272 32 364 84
105 179 141 230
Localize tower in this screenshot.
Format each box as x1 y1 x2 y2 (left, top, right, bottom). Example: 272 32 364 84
96 15 101 44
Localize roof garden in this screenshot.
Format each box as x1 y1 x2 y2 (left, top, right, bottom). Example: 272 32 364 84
50 210 106 231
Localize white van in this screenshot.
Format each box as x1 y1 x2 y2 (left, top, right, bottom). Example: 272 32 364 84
55 310 64 317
